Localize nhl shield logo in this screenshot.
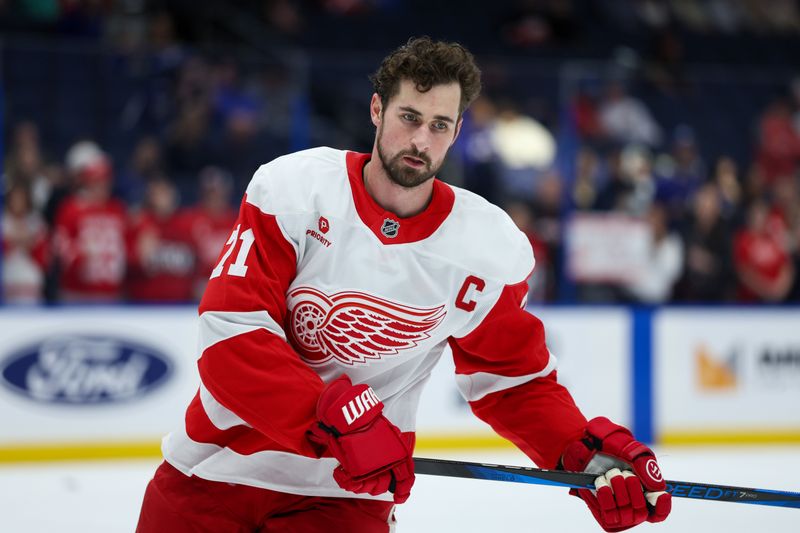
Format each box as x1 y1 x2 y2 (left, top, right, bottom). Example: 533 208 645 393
381 218 400 238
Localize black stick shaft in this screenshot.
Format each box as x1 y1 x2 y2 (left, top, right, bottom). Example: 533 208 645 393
413 457 800 509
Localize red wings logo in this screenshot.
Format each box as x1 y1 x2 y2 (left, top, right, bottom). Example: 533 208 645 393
287 286 446 366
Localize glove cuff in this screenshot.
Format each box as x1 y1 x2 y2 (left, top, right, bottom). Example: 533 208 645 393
329 416 410 478
585 417 631 442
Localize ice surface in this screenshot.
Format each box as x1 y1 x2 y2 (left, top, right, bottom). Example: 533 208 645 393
1 446 798 532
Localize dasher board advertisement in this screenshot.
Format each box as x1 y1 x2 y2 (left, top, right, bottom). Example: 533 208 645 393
654 308 800 444
0 307 200 456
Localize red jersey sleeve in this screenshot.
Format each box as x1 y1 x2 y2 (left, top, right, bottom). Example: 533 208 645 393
449 280 587 468
195 193 324 456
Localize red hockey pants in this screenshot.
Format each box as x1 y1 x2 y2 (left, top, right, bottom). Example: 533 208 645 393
136 461 396 532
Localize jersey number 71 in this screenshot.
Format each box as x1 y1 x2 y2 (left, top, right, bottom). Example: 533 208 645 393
210 224 256 279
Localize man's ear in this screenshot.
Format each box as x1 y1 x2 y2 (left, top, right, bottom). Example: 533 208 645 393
370 93 383 127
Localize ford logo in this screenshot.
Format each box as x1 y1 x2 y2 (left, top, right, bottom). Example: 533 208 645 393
0 335 172 405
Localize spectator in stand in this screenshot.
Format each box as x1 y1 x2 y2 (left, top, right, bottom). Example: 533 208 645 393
505 200 551 303
768 177 800 299
571 83 604 144
598 80 663 148
185 166 238 300
677 183 734 302
733 198 795 303
134 10 189 132
529 171 564 299
593 144 656 216
569 146 603 211
165 57 216 197
656 125 706 225
126 176 197 303
622 202 684 304
2 182 49 304
769 177 800 248
755 96 800 186
211 58 261 131
6 121 52 212
460 95 502 205
594 148 632 211
165 96 217 201
712 155 744 222
618 144 656 216
116 136 164 207
743 161 769 209
215 97 270 192
51 141 127 302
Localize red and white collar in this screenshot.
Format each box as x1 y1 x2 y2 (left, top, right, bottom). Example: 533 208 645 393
346 151 455 245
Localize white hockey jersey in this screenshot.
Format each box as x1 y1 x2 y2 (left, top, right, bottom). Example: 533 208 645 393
162 147 587 500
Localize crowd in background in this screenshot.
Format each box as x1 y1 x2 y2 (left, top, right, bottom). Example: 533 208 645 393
4 129 238 304
2 0 800 306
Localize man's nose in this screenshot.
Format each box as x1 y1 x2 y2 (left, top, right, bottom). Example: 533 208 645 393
410 128 432 153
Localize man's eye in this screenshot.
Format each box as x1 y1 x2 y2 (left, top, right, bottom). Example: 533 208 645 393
433 122 448 130
402 113 418 122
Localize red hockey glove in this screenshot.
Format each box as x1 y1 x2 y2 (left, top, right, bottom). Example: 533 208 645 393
308 375 415 503
561 417 671 532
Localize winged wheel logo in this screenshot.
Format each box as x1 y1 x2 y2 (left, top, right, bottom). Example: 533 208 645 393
287 286 446 365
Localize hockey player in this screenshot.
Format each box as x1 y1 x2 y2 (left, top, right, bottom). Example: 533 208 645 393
137 37 671 532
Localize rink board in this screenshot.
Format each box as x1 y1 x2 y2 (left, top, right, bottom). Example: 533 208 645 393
0 306 629 460
654 308 800 444
0 308 200 459
0 306 798 461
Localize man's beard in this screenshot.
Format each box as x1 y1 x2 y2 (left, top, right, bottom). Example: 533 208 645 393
376 127 446 189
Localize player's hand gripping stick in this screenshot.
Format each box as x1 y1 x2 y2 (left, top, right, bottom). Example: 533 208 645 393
309 375 415 503
561 417 672 532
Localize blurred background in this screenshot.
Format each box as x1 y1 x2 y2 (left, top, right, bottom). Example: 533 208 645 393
3 0 800 307
0 0 799 531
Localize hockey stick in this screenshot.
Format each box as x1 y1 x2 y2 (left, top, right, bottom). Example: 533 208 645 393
413 457 800 509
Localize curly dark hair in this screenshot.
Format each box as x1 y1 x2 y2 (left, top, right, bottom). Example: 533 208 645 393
369 36 482 117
